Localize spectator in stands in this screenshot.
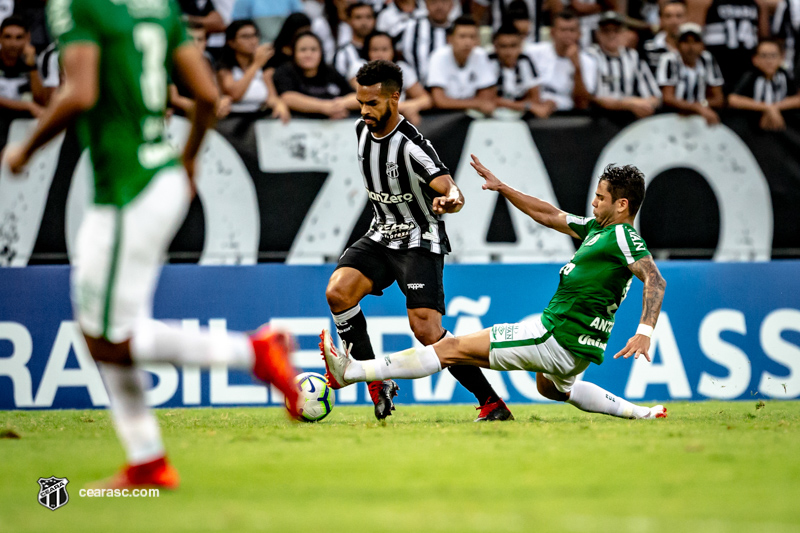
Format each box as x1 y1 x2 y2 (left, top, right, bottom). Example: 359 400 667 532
178 0 228 38
553 0 617 48
427 16 498 114
473 0 542 43
232 0 305 43
11 0 49 53
273 30 359 118
218 20 290 120
333 2 375 78
771 0 800 77
686 0 762 92
36 40 60 106
657 22 724 124
0 16 44 118
526 10 597 111
398 0 452 82
489 24 556 117
642 0 687 72
170 22 232 118
266 13 313 71
729 39 800 129
376 0 426 38
312 0 354 64
360 30 432 123
589 11 661 118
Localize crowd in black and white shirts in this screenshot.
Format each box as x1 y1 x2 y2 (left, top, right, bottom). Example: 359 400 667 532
3 0 800 131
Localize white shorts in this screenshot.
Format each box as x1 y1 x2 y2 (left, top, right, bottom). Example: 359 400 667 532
488 316 590 393
71 167 191 343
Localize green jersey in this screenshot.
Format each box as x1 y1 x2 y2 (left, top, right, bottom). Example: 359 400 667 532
46 0 189 206
541 216 651 365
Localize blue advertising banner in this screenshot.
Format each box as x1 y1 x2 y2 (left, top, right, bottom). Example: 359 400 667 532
1 262 798 410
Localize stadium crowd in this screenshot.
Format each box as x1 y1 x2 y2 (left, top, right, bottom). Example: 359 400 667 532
2 0 800 130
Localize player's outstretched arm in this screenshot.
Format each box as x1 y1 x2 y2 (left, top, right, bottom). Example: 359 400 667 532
429 174 465 214
173 43 219 181
614 255 667 362
470 154 579 238
3 43 99 174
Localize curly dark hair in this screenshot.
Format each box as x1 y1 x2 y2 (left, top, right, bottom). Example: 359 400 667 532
355 59 403 94
599 164 646 217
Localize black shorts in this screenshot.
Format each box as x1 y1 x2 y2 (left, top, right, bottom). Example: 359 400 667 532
335 236 445 315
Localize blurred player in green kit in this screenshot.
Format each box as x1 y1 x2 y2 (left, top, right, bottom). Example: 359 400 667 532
322 155 669 421
3 0 300 489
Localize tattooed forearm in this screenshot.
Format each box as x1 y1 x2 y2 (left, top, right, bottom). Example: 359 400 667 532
629 256 667 327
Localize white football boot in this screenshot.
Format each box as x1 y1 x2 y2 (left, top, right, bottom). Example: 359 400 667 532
319 329 353 389
641 405 667 419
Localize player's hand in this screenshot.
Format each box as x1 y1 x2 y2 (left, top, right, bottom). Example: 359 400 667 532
700 107 720 126
469 154 503 191
629 98 656 118
476 98 496 117
432 194 463 214
3 143 31 175
23 43 37 68
216 96 232 118
565 44 580 66
613 334 652 362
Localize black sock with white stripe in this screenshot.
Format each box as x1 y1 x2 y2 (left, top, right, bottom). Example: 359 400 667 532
331 304 376 361
440 329 498 405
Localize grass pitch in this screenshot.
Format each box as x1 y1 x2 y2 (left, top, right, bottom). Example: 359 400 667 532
2 401 799 533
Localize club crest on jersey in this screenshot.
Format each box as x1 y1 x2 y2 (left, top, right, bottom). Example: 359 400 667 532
584 234 601 246
37 476 69 511
386 161 399 179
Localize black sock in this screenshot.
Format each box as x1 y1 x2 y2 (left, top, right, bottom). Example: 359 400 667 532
331 305 376 361
439 330 498 405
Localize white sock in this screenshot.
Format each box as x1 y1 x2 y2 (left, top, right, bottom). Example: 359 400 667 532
344 345 442 382
567 381 650 419
130 319 254 368
98 363 165 465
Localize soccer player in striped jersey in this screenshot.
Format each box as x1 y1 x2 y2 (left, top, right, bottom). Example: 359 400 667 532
729 39 800 130
657 23 725 124
322 157 668 421
588 12 661 118
4 0 300 489
325 60 513 422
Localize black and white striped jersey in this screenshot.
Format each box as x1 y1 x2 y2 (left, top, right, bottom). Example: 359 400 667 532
472 0 542 42
732 67 798 102
588 45 661 99
37 42 61 89
703 0 759 89
333 42 364 79
656 50 724 102
772 0 800 76
398 15 448 82
642 31 675 73
355 117 451 254
488 52 540 100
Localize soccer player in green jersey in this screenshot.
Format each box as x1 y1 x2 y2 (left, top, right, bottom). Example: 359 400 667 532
3 0 300 489
321 154 668 420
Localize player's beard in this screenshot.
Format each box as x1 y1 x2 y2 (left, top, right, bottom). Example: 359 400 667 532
364 107 392 132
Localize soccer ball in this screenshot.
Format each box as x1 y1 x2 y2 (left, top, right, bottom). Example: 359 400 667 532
287 372 335 422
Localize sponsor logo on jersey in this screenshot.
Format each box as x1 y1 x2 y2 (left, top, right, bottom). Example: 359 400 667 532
386 161 399 179
627 229 647 252
368 190 414 204
578 335 608 350
590 316 615 333
377 221 416 240
407 283 425 290
584 234 601 246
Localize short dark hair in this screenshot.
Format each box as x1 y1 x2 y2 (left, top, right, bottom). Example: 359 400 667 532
346 2 374 18
225 19 257 42
448 15 477 35
755 38 784 55
364 31 394 55
506 0 530 21
553 9 578 24
186 20 206 33
356 59 403 94
1 15 28 33
493 23 522 40
599 164 646 217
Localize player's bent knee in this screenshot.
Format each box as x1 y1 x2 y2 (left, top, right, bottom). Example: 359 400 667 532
325 283 357 312
536 373 568 402
83 335 133 366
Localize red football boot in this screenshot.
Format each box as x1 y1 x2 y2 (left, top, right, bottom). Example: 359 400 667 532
251 326 301 418
88 456 180 490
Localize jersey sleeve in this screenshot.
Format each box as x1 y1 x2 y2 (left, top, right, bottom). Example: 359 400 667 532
407 137 449 184
47 0 99 46
656 54 677 87
425 49 448 88
614 224 650 265
566 215 599 240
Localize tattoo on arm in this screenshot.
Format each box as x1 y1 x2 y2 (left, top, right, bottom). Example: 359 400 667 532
629 255 667 327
